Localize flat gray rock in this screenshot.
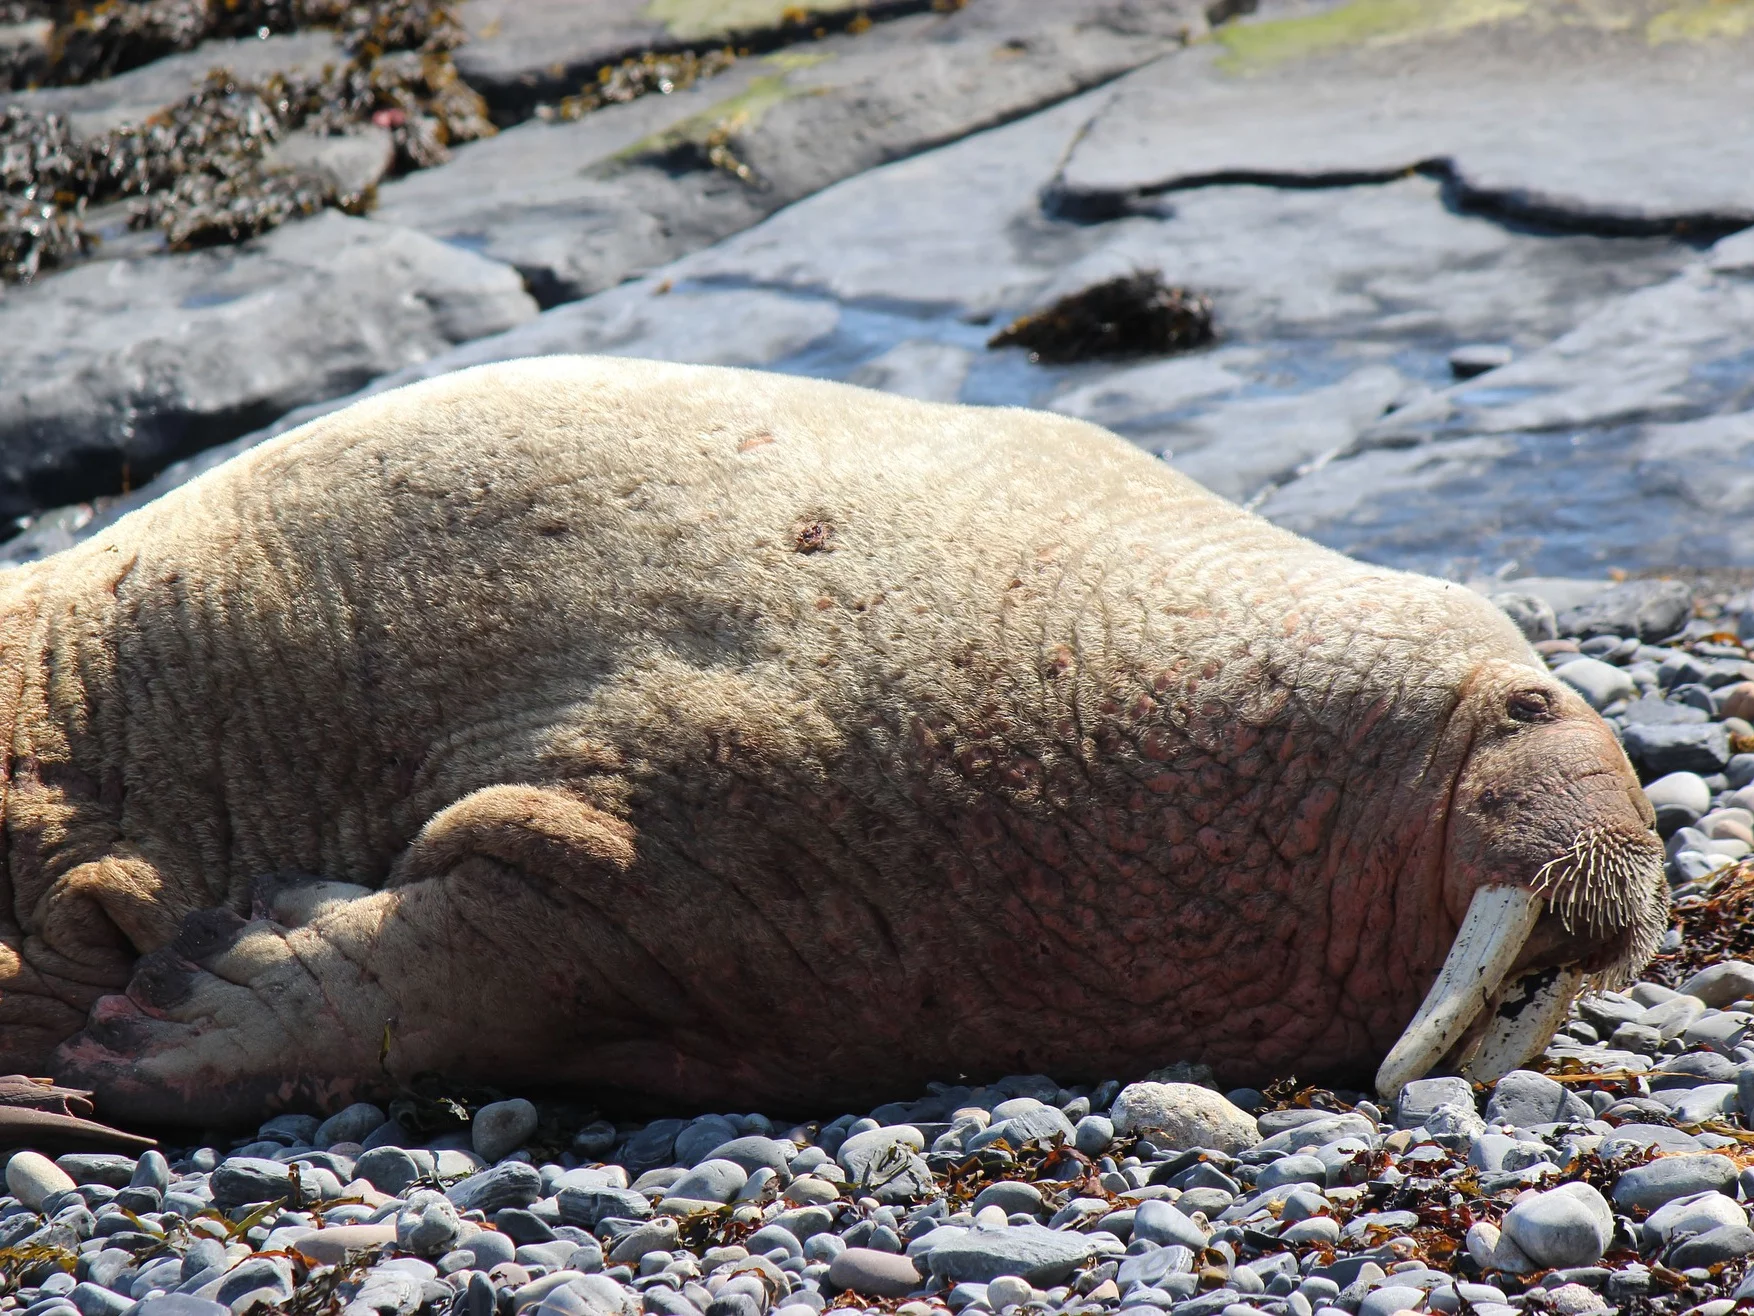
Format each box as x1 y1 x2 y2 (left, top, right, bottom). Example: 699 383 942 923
0 211 535 531
1055 9 1754 231
451 0 909 116
9 13 1746 586
379 0 1196 307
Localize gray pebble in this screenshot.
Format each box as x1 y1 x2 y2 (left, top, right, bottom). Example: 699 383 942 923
209 1158 321 1210
446 1162 542 1214
1358 1287 1427 1316
1502 1183 1613 1268
397 1190 463 1258
972 1182 1045 1218
1556 658 1634 711
1483 1071 1593 1127
1668 1224 1754 1268
663 1160 747 1205
257 1114 320 1147
673 1116 740 1168
925 1224 1099 1286
1393 1077 1474 1130
606 1218 679 1265
1611 1155 1736 1211
356 1147 424 1197
692 1136 792 1179
1255 1157 1325 1191
1132 1200 1209 1251
312 1103 387 1150
472 1100 539 1164
1075 1116 1115 1157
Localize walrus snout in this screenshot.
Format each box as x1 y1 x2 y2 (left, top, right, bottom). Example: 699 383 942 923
1376 661 1669 1100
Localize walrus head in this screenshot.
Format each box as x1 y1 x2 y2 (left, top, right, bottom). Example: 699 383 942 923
1376 657 1669 1099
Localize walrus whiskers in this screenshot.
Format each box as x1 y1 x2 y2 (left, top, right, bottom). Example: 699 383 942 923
1533 826 1669 989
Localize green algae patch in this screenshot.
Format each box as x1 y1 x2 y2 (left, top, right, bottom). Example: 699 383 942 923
1214 0 1531 72
645 0 864 42
612 63 827 182
1647 0 1754 44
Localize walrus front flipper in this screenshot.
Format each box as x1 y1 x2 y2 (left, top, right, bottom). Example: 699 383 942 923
50 787 680 1123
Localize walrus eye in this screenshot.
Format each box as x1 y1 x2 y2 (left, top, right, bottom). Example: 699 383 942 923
1507 689 1555 723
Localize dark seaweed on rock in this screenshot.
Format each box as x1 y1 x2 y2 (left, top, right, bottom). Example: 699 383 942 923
0 0 490 276
988 272 1216 365
540 47 739 124
2 0 462 91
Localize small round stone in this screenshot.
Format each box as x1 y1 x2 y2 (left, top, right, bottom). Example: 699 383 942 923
6 1150 76 1210
1110 1082 1259 1153
472 1099 540 1163
827 1248 921 1299
1502 1183 1613 1269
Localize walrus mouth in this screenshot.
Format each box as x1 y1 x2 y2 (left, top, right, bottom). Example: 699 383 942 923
1375 828 1668 1100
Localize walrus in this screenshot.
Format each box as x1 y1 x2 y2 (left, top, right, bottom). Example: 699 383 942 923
0 356 1665 1124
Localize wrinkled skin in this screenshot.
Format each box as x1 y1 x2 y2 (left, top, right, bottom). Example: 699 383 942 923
0 357 1665 1124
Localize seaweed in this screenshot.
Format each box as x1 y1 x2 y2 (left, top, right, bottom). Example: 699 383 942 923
0 0 493 278
539 47 739 123
1643 859 1754 987
988 272 1216 365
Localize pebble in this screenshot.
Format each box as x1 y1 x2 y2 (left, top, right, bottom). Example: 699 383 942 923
472 1099 540 1163
397 1189 464 1257
605 1218 679 1264
314 1103 387 1149
1680 961 1754 1006
837 1126 925 1180
1501 1183 1613 1268
1110 1084 1260 1153
972 1182 1046 1217
1131 1200 1209 1250
1483 1071 1594 1126
661 1159 748 1205
6 1151 75 1209
1612 1154 1738 1210
1646 1191 1748 1243
291 1223 398 1265
828 1248 923 1298
926 1225 1100 1286
1280 1217 1340 1246
1623 722 1733 775
446 1161 543 1213
1555 657 1634 710
1545 1284 1607 1315
1646 771 1713 832
1669 1224 1754 1268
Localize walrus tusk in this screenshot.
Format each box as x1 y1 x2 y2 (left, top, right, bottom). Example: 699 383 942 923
1375 884 1543 1100
1459 964 1587 1087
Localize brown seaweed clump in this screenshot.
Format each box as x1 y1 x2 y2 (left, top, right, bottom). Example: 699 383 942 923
0 0 493 277
0 0 466 91
1642 859 1754 987
540 47 739 123
989 271 1216 365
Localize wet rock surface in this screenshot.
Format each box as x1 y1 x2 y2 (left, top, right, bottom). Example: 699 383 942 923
11 1 1752 576
0 209 535 524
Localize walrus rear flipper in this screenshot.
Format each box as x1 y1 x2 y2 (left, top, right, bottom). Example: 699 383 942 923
50 785 695 1124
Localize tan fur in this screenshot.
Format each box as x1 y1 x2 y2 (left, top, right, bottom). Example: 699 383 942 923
0 356 1662 1120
